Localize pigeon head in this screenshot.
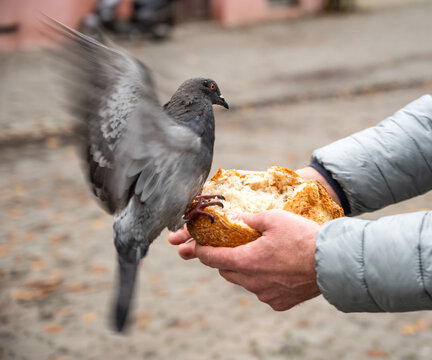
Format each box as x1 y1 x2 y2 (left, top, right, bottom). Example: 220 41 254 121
200 78 229 109
178 78 229 109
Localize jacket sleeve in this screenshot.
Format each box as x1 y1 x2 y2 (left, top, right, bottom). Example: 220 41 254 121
311 95 432 312
316 212 432 312
311 94 432 216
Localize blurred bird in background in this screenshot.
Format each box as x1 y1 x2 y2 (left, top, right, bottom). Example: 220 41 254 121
47 19 229 332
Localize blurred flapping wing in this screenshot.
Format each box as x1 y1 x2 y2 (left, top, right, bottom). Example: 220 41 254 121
49 20 200 214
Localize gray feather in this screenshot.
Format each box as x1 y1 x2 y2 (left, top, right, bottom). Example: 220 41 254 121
49 19 228 332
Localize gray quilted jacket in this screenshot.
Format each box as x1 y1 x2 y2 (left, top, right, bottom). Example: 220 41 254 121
311 94 432 312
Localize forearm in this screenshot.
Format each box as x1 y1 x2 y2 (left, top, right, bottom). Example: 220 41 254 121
316 212 432 312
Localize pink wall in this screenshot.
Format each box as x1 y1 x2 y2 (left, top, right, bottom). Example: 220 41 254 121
211 0 267 26
0 0 326 50
0 0 137 50
211 0 326 26
0 0 100 50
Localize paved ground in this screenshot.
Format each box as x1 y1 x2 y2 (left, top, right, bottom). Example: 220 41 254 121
2 2 432 360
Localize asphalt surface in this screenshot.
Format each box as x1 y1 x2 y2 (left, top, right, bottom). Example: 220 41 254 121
1 2 432 360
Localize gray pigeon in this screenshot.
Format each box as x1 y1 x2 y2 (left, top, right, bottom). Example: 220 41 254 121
49 21 228 331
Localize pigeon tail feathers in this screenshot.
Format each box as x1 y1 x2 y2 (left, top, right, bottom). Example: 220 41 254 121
114 256 139 332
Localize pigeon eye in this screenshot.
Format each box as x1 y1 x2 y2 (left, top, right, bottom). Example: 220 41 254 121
210 83 216 91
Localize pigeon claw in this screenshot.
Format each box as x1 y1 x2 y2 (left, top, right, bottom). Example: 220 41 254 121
184 195 225 224
195 194 226 201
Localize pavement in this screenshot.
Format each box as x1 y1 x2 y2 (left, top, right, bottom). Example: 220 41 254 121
1 2 432 360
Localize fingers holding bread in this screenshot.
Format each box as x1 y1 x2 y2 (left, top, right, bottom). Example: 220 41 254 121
186 166 344 248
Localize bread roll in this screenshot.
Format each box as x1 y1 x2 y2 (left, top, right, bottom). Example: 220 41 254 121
186 166 344 247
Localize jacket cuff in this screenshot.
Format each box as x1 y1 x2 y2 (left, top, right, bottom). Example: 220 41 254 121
309 162 351 215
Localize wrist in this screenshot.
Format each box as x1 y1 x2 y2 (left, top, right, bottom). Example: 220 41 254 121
296 166 342 207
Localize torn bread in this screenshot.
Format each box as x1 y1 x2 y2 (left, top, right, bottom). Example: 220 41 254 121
186 166 344 247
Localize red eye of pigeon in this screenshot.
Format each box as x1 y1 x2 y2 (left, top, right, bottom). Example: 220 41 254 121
210 83 216 91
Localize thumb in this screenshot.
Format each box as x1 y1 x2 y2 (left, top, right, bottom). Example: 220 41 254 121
227 211 269 233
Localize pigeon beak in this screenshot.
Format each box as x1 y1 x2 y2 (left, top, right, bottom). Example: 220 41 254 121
217 94 229 109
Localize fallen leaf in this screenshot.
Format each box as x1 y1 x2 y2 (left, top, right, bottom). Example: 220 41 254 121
8 208 21 220
0 246 7 257
153 288 168 297
14 184 26 196
26 272 63 295
295 319 309 328
88 281 111 292
32 259 45 271
78 195 90 205
240 105 252 114
11 289 35 301
68 215 79 225
366 349 389 358
148 273 163 284
1 188 10 199
14 256 24 266
55 306 73 319
91 218 105 230
400 320 430 335
167 318 190 329
91 264 107 274
49 268 63 278
53 213 63 222
80 231 90 241
24 231 36 242
196 314 209 325
136 312 152 330
197 275 211 283
7 228 17 242
44 324 62 334
38 198 51 209
237 296 251 307
82 312 98 323
50 250 60 259
67 282 88 292
185 286 199 296
50 235 65 246
45 137 60 149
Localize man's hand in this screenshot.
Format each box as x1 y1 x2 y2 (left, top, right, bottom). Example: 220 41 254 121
168 210 321 311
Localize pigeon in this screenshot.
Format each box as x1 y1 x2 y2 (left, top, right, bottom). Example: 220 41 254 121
48 20 229 331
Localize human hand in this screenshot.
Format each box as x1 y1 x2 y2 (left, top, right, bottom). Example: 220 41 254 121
168 210 321 310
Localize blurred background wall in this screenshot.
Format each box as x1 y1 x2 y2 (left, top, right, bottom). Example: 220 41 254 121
2 0 421 51
0 0 427 51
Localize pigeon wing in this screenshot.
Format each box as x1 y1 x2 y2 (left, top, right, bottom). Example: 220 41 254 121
51 20 200 214
111 102 202 215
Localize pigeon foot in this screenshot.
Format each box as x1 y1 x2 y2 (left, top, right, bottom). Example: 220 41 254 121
184 195 225 224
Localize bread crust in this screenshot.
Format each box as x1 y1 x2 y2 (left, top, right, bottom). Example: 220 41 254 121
186 167 344 247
